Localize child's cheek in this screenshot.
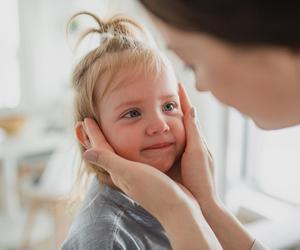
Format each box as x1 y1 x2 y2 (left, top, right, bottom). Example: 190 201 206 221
109 130 140 161
172 118 186 156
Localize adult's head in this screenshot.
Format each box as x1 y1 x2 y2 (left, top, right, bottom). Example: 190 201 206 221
139 0 300 129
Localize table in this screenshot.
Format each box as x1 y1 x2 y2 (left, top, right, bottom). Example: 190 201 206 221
0 116 68 215
0 130 64 218
0 117 67 248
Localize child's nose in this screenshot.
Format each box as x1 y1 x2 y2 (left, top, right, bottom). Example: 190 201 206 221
146 116 170 136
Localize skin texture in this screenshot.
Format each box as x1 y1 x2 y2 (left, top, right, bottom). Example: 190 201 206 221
96 67 185 173
151 17 300 130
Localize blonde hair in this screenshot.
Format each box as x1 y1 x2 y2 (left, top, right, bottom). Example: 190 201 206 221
68 11 173 196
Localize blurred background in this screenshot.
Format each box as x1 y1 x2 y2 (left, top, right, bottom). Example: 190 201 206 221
0 0 300 249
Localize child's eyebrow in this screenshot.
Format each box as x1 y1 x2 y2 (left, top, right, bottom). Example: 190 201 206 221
161 94 178 100
115 94 178 111
115 100 144 111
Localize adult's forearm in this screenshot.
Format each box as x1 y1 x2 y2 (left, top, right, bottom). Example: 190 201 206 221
161 204 222 250
202 200 254 250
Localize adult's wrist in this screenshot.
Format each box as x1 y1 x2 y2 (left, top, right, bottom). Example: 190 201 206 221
199 196 254 250
196 194 223 219
157 197 193 227
160 202 221 250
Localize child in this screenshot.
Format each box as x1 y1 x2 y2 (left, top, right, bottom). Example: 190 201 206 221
61 11 186 250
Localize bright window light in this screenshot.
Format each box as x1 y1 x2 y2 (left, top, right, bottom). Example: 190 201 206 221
226 109 300 206
250 124 300 205
0 0 20 109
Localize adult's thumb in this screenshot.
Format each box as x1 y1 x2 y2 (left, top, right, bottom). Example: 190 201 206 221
83 149 142 196
83 149 99 163
83 149 125 175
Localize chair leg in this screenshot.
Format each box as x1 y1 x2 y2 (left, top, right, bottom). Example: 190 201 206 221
20 200 39 250
53 201 69 249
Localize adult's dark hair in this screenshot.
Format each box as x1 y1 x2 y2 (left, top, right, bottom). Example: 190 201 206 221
139 0 300 48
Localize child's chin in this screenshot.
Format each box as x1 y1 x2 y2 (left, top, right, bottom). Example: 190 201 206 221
137 156 175 173
152 161 173 173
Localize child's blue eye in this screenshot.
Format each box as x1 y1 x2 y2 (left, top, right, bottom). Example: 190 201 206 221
162 102 177 112
123 110 141 118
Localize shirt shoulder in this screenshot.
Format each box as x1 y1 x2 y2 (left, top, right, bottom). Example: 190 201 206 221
61 182 141 250
61 207 144 250
61 180 170 250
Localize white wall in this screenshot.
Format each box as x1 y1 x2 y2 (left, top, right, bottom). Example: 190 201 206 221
18 0 73 111
0 0 20 108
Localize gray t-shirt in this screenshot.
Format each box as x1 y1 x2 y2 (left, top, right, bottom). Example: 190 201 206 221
61 178 171 250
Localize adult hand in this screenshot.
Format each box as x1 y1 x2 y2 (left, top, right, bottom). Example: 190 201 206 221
79 118 222 250
81 117 198 220
178 84 255 250
178 83 218 209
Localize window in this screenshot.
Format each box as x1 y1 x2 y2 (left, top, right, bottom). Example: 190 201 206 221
227 108 300 205
247 122 300 205
0 0 20 109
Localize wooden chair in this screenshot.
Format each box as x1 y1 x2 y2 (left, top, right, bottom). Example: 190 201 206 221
19 139 79 250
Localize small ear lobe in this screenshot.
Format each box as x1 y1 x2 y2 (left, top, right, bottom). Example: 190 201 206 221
75 122 91 149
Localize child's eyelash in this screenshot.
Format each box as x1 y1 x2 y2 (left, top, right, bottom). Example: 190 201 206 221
121 109 141 119
120 102 178 119
162 101 178 112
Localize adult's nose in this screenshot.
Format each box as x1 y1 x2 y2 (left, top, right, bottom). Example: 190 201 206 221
195 67 210 92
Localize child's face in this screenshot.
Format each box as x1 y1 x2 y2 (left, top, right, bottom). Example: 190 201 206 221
97 67 185 172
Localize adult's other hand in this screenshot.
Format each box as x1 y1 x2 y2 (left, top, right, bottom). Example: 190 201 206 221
178 84 218 210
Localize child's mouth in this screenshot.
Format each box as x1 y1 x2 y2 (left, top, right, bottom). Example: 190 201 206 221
143 142 174 150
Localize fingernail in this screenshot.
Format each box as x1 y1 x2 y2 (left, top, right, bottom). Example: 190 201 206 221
84 150 98 163
190 107 196 118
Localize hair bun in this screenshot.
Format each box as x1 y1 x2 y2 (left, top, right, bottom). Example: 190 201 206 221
68 11 146 48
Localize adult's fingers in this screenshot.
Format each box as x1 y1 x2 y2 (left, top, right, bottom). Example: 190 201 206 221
84 149 134 192
179 84 204 148
83 117 114 152
178 83 213 160
178 83 193 114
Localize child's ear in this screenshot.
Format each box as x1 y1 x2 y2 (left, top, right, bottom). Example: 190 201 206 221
75 122 91 149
